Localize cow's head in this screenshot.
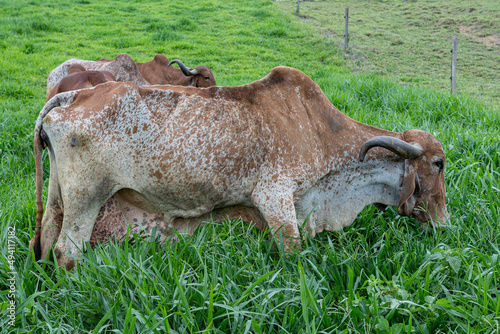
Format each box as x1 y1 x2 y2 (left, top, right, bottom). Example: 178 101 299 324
168 59 216 87
359 130 449 228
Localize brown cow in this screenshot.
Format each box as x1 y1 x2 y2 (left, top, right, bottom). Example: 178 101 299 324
46 64 116 101
46 54 216 100
46 54 149 99
136 54 216 87
31 66 448 270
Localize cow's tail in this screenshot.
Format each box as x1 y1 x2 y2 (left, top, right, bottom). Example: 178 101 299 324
31 92 76 260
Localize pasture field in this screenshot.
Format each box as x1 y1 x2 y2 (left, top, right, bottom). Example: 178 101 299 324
0 0 499 333
278 0 500 108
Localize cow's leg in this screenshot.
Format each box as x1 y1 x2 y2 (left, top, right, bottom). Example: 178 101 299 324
53 185 110 271
251 179 301 252
39 201 63 260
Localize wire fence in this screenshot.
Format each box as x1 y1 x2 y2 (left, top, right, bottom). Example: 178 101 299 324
278 0 500 107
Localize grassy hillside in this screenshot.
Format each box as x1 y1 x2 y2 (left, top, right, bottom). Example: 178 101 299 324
278 0 500 108
0 0 499 333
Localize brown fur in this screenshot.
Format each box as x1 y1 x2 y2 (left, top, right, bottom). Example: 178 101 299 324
46 66 116 101
136 54 216 87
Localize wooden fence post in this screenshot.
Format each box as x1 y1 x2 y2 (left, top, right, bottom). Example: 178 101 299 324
344 8 349 49
297 0 300 14
451 36 457 94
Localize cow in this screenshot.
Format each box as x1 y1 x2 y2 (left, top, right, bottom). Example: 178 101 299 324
31 66 448 270
46 54 216 100
46 54 149 99
136 54 216 87
46 64 116 101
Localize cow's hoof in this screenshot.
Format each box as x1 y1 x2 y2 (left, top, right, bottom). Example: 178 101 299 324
54 246 77 271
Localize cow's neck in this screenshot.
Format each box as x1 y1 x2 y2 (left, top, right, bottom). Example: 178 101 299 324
135 62 151 82
295 120 405 237
136 62 170 85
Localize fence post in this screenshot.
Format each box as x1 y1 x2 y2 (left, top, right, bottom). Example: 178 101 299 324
297 0 300 14
344 8 349 49
451 36 457 94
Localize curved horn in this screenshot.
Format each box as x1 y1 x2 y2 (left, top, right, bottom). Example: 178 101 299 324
168 59 199 76
359 136 423 162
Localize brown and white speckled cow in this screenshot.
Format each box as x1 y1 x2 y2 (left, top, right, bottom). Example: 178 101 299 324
46 54 216 100
31 66 448 270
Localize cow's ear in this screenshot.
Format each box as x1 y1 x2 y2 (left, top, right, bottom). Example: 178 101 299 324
397 159 418 216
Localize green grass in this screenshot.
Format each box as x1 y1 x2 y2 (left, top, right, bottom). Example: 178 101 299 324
278 0 500 108
1 0 499 333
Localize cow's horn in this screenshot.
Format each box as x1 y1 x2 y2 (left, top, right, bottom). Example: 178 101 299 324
359 136 423 162
168 59 199 76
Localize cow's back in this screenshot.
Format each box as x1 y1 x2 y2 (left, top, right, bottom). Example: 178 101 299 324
43 68 338 211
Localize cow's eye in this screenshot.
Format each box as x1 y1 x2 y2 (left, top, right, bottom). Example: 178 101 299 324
204 77 210 80
434 160 444 170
